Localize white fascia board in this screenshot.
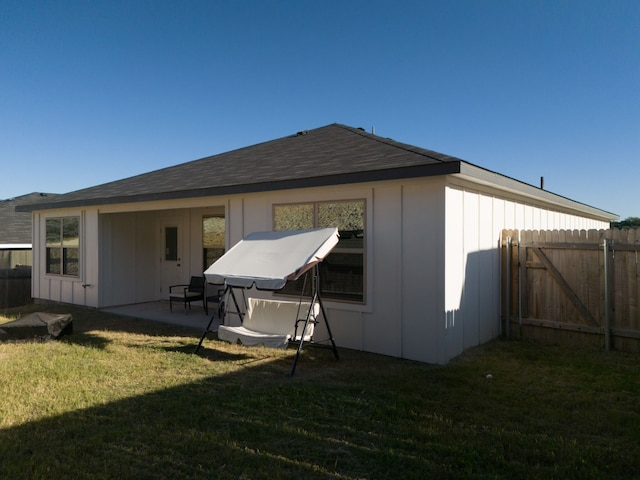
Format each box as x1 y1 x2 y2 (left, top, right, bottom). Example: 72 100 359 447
0 244 32 249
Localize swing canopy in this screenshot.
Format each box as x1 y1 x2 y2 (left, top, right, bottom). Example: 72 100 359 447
203 227 339 290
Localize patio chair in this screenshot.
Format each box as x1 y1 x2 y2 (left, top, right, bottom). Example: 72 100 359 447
206 283 226 317
169 276 207 314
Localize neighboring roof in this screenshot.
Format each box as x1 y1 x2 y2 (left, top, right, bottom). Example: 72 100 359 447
204 227 339 290
0 193 58 245
15 123 617 221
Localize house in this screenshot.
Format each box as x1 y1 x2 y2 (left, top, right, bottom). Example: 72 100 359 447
0 192 57 269
1 192 57 307
17 124 617 364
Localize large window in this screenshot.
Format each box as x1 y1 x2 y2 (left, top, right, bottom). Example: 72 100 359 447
203 216 225 272
46 217 79 276
274 200 365 302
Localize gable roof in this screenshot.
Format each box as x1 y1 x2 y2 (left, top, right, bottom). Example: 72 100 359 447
0 193 58 246
16 123 616 221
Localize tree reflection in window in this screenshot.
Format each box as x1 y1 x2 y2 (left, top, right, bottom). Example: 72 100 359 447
274 200 365 302
46 217 79 276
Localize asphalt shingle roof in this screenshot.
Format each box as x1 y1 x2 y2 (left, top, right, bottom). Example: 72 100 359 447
17 124 464 211
0 193 58 244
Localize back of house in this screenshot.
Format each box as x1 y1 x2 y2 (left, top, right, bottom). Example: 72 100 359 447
16 125 615 363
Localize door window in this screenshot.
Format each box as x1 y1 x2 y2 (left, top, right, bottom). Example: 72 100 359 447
165 226 178 261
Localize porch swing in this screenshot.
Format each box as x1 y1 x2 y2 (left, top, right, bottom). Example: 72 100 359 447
194 228 340 376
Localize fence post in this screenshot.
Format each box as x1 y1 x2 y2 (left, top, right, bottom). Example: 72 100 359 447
603 238 611 351
505 236 511 339
517 232 522 333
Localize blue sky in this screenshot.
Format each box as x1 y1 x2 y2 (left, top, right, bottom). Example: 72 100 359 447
1 1 638 219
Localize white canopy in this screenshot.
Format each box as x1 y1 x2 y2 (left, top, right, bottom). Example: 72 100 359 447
204 228 339 290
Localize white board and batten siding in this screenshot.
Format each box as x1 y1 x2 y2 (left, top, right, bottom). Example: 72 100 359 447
99 211 157 307
395 179 447 364
441 182 610 364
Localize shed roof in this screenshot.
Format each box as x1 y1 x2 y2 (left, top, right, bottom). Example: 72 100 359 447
16 123 617 221
0 193 58 245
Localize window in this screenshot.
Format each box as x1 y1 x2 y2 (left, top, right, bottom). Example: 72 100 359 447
203 216 225 271
274 200 365 302
46 217 79 276
165 226 178 261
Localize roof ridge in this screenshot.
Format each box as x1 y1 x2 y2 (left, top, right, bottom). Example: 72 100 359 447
334 123 455 163
0 192 58 203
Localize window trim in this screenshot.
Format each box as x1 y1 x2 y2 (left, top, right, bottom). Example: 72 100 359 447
44 216 81 278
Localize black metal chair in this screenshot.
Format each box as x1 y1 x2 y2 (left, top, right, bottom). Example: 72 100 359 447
169 276 207 314
206 283 226 317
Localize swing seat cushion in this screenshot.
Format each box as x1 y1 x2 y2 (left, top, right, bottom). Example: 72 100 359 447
218 298 318 349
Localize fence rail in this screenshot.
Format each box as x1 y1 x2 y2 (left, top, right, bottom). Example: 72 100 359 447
501 228 640 353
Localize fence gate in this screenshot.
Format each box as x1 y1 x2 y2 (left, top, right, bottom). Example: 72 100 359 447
502 229 640 353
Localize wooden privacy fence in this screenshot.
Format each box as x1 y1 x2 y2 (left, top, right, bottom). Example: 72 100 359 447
501 228 640 352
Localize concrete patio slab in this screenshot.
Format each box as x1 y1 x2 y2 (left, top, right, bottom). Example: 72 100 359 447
102 301 219 331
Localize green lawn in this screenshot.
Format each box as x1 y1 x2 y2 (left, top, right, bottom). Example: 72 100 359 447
0 304 638 479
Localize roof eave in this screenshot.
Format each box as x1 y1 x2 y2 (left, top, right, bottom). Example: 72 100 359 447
456 163 618 222
16 162 463 212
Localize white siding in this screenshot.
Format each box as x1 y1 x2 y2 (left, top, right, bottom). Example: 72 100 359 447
399 179 446 364
462 190 480 350
478 193 499 343
99 212 157 307
444 185 465 362
227 197 246 246
363 183 402 357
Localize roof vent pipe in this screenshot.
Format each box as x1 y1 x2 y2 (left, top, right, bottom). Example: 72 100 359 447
540 176 544 190
372 126 375 135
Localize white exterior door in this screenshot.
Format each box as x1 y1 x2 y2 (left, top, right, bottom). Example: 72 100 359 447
159 218 184 298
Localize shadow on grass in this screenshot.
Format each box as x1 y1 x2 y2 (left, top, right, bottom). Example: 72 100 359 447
3 304 639 479
0 347 407 480
3 303 204 339
157 341 259 363
62 331 114 350
3 305 383 478
0 304 408 479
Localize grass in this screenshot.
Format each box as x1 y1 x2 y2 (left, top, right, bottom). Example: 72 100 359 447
0 304 639 479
